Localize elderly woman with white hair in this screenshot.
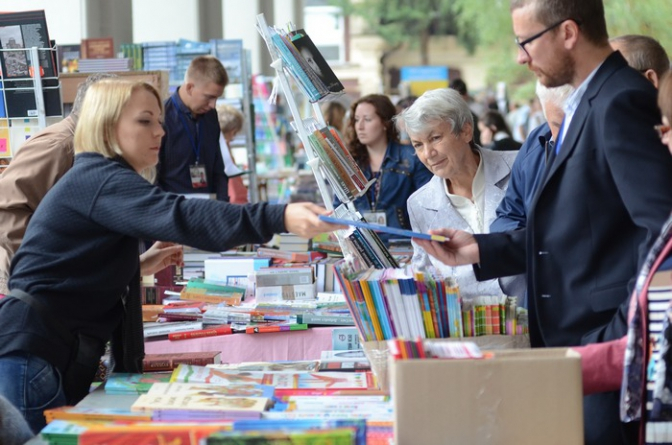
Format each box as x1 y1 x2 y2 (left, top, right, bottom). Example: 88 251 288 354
397 88 523 299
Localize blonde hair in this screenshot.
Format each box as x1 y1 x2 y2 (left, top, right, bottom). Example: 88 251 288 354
216 103 244 135
74 79 163 182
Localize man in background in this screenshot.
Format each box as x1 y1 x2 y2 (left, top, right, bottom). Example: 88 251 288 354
449 78 482 145
610 34 670 88
490 82 573 233
0 73 114 295
158 56 229 201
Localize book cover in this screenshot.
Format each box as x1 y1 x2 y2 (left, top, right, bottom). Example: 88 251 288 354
0 10 56 78
331 327 362 351
143 351 222 372
289 29 344 94
255 267 314 287
143 320 203 338
230 418 367 445
297 312 355 326
77 424 226 445
207 360 319 373
167 325 232 341
80 37 114 59
147 382 275 399
205 428 355 444
170 365 375 390
104 372 172 395
131 393 270 412
43 405 152 423
318 361 371 372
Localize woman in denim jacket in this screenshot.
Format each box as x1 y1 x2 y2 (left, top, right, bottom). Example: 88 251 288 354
335 94 432 236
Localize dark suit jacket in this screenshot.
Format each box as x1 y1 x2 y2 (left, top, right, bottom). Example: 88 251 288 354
474 51 672 349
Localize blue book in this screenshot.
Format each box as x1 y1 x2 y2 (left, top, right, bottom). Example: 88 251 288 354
319 215 448 242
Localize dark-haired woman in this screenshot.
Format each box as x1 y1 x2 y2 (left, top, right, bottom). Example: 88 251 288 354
336 94 431 233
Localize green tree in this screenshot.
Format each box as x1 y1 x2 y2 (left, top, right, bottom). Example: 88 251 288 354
331 0 478 65
336 0 672 99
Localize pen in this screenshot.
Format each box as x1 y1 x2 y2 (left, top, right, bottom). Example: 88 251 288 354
318 215 449 242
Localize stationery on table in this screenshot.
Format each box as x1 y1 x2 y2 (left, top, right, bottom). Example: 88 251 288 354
318 215 449 242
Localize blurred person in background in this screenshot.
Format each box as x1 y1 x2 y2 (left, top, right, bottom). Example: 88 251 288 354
610 34 670 88
478 110 522 151
216 103 248 204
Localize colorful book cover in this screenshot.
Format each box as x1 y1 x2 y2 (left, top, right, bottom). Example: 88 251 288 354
143 351 222 372
77 424 228 445
104 372 171 394
205 428 355 444
170 365 375 390
44 406 152 423
207 360 319 373
131 393 270 413
231 418 366 445
146 382 275 399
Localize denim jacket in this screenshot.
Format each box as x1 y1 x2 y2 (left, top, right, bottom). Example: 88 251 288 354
334 141 432 230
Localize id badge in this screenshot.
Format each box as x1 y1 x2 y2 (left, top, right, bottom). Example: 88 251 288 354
190 165 207 188
362 211 387 226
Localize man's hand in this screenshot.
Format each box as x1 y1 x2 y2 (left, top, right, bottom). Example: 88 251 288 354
140 241 184 276
414 228 480 266
284 203 347 239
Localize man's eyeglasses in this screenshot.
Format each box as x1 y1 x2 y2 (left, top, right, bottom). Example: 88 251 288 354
655 124 671 139
515 18 573 57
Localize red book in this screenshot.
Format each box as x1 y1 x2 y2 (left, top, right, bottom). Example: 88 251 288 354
168 325 232 341
142 351 222 372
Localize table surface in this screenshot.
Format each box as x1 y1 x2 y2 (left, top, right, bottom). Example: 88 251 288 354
144 326 339 363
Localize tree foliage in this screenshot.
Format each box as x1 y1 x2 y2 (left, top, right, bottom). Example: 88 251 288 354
330 0 478 64
335 0 672 98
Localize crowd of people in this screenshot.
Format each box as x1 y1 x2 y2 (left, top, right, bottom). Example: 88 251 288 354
0 0 671 444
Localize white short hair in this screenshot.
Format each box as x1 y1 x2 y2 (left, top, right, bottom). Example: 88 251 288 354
394 88 473 136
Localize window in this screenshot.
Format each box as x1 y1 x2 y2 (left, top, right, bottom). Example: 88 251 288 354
303 4 345 64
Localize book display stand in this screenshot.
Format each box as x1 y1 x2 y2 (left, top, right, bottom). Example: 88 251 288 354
0 10 63 169
256 14 397 269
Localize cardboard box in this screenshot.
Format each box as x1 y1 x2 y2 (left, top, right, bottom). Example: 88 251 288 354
363 335 530 391
391 348 583 445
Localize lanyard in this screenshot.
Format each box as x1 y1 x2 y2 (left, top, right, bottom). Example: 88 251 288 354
171 96 203 163
366 169 384 211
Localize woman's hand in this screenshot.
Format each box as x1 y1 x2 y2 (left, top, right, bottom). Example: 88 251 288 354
284 203 347 239
140 241 184 276
413 228 480 266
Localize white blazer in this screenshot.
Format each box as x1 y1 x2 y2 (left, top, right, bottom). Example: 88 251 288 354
407 147 525 299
